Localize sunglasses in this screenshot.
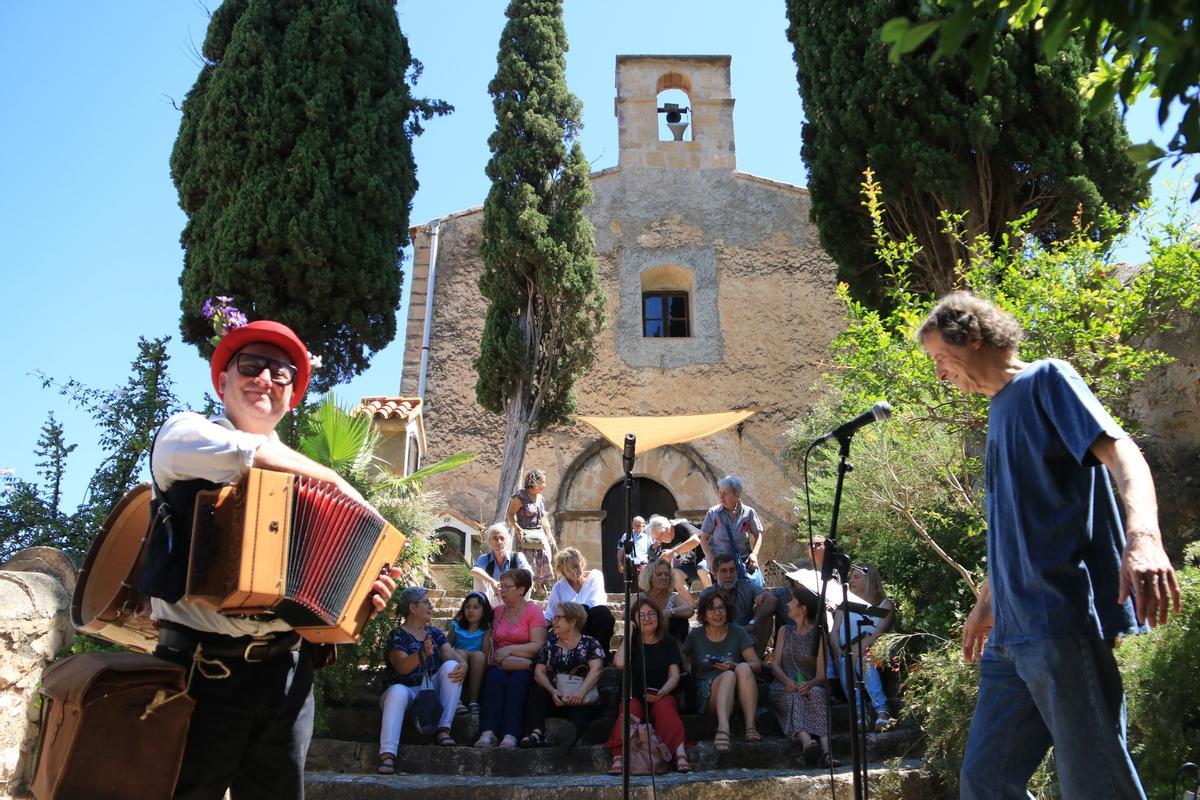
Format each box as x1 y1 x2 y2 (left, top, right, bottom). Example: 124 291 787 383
233 353 297 386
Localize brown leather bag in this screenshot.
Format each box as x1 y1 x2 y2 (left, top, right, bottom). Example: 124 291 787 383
31 652 195 800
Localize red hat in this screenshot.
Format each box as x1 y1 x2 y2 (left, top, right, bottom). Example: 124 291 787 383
210 320 311 409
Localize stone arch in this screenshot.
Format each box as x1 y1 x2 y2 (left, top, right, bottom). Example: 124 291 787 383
552 438 720 572
656 71 693 95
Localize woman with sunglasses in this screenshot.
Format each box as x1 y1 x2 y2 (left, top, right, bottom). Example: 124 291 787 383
377 587 467 773
681 589 761 751
607 597 689 774
522 601 605 748
832 563 897 732
544 548 614 656
475 568 546 749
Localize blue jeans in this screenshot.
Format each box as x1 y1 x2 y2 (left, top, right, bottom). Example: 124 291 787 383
960 637 1145 800
838 653 889 716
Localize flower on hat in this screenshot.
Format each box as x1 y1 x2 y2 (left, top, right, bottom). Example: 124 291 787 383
308 352 323 371
202 296 248 348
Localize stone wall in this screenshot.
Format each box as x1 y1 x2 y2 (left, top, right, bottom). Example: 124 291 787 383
0 552 76 795
1129 312 1200 556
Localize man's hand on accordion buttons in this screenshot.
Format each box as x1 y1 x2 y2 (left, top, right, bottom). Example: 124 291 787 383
370 564 402 616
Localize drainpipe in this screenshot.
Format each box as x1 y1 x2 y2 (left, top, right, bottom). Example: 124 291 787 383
416 220 442 400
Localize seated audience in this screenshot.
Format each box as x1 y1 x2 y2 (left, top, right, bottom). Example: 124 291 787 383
607 597 689 774
832 563 897 731
523 601 605 748
646 514 704 590
682 588 762 751
769 588 839 768
475 569 546 749
544 547 615 655
616 516 651 576
378 587 467 773
447 590 493 716
638 557 694 645
698 553 778 656
470 523 533 605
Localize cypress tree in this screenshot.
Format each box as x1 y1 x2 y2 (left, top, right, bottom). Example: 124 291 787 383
785 0 1149 305
172 0 449 389
474 0 605 520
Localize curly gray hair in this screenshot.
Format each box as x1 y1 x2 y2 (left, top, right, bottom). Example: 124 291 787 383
917 291 1023 352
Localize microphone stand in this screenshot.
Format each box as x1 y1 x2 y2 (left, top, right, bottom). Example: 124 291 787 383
817 432 869 800
620 434 636 800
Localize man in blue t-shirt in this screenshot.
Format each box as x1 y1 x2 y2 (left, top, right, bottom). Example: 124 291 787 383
919 292 1180 799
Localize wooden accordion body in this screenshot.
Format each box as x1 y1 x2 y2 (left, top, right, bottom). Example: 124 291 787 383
184 469 405 644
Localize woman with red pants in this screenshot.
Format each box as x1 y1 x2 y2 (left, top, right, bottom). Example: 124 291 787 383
607 597 689 773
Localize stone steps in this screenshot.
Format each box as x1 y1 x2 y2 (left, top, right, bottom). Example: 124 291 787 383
304 760 936 799
308 724 921 777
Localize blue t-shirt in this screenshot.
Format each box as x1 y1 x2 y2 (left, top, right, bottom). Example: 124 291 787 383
450 618 486 652
985 359 1140 645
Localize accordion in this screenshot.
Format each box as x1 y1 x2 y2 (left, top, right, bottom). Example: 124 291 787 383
185 468 406 644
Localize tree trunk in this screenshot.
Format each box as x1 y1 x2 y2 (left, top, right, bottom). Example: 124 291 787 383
492 399 533 524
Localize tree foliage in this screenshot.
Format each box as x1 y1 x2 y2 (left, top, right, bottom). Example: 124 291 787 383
1 337 178 560
880 0 1200 200
474 0 605 519
789 172 1200 637
172 0 450 389
784 0 1148 306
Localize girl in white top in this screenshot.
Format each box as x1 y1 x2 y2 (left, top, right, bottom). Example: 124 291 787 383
543 548 614 659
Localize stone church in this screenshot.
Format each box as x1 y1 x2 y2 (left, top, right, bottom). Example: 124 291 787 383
380 55 846 589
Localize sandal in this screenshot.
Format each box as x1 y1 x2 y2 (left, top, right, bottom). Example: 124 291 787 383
713 730 732 752
608 755 623 775
520 729 545 748
474 731 497 749
675 753 692 773
377 754 395 775
435 729 456 747
744 727 762 743
820 752 841 768
499 734 518 749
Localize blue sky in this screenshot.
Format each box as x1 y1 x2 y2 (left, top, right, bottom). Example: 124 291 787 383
0 1 1193 510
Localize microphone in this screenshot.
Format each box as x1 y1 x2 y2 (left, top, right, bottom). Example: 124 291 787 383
816 401 893 444
622 433 636 472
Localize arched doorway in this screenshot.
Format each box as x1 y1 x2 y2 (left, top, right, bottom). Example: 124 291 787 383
432 526 465 564
599 478 677 592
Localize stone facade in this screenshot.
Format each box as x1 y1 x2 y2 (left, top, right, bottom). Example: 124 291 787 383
395 56 842 578
0 553 76 795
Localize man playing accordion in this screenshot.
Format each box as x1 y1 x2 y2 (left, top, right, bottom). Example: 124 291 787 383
140 319 399 800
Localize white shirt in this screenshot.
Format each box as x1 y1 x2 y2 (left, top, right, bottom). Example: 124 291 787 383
543 569 608 622
149 412 292 638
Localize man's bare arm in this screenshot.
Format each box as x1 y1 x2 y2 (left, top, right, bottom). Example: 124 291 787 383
962 579 992 663
252 439 366 505
1090 434 1181 627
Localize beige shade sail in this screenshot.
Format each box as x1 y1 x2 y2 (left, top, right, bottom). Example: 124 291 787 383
574 408 758 456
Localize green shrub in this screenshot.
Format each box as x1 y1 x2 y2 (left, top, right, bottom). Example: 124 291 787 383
1120 550 1200 798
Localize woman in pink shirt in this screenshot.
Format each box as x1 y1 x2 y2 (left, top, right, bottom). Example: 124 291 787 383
474 568 546 749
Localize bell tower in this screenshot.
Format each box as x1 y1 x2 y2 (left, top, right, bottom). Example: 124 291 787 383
614 55 735 171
